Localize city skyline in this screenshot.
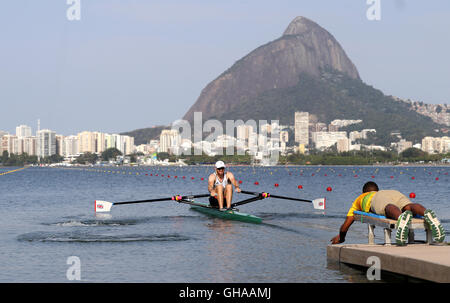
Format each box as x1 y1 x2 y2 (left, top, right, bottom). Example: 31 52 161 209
2 108 449 162
1 1 450 136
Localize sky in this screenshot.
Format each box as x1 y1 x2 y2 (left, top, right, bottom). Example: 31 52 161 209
1 0 449 136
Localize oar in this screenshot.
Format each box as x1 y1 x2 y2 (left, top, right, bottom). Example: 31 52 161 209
240 190 326 210
230 195 267 208
95 194 210 213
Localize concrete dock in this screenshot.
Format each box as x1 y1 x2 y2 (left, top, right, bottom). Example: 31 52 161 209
327 243 450 282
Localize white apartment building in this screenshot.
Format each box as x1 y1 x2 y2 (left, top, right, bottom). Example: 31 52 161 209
159 129 181 154
16 125 32 138
311 131 348 151
62 135 79 157
77 131 97 153
294 112 309 146
422 136 450 154
349 129 376 143
37 129 56 158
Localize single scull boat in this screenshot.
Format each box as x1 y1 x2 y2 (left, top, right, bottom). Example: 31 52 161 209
95 191 325 224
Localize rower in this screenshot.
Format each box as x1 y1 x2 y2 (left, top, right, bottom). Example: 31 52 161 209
208 161 241 211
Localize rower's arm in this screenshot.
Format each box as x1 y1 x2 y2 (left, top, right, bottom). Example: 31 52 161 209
227 172 241 192
208 175 215 195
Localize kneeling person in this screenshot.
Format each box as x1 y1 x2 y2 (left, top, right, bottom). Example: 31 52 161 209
208 161 241 211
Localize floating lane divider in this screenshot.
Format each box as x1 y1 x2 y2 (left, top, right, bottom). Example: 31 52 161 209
0 166 29 176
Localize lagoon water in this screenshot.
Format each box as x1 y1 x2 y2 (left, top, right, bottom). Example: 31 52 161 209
0 165 448 282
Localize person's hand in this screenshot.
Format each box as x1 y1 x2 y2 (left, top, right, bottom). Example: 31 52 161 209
235 187 241 193
330 234 343 244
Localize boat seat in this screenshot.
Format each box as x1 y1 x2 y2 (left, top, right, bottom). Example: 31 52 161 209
353 211 432 245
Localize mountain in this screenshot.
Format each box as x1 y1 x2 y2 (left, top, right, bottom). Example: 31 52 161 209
181 16 444 144
125 16 445 146
183 16 360 122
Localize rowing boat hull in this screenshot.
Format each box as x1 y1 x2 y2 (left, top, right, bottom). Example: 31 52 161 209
190 203 262 224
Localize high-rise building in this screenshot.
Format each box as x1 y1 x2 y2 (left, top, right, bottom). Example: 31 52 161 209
94 132 106 154
77 131 96 153
21 136 37 156
1 135 18 154
294 112 309 146
62 136 79 156
124 135 135 155
159 129 181 153
37 129 56 158
422 136 450 154
55 135 64 156
16 125 32 138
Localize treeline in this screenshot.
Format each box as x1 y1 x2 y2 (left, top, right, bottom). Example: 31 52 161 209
279 148 448 165
0 148 126 166
2 147 448 167
1 151 63 166
170 148 448 165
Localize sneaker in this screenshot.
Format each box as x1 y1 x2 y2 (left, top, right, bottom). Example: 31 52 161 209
424 209 445 243
219 208 227 212
395 210 412 246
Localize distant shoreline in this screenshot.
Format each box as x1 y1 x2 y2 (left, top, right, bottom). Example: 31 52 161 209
20 163 450 168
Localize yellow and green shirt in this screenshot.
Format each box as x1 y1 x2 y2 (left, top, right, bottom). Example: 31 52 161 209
346 191 377 217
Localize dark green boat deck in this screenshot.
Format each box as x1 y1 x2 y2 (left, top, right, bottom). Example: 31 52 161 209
190 202 262 224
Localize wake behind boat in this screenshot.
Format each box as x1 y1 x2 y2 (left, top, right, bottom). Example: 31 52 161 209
95 191 326 224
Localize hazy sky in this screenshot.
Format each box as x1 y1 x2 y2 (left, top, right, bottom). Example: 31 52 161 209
1 0 449 135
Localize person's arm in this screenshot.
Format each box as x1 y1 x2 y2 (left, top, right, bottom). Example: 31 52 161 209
331 216 354 244
227 172 241 192
208 175 216 196
331 195 361 244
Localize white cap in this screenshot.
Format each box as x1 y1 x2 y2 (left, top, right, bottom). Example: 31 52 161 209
215 161 226 169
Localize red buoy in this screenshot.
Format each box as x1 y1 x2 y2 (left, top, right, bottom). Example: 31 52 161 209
298 185 303 189
239 180 243 184
326 187 332 192
274 183 279 187
254 181 259 185
409 192 416 199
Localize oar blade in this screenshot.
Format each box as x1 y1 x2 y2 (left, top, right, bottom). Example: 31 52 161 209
95 200 114 212
312 198 326 210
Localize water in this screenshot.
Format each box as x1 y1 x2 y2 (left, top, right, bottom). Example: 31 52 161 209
0 165 449 282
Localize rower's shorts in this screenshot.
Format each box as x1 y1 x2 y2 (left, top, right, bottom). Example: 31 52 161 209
209 196 227 208
370 190 412 216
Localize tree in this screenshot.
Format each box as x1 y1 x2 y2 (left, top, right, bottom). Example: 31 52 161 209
400 147 426 159
2 151 9 165
101 148 122 161
76 152 98 164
